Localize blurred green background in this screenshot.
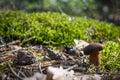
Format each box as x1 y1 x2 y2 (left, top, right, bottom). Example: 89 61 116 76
0 0 120 25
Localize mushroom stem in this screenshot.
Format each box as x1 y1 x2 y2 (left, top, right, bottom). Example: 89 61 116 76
89 51 101 66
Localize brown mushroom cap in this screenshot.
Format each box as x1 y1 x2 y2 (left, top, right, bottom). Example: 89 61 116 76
83 43 104 55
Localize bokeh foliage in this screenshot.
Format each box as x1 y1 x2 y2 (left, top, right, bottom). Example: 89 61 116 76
0 0 120 25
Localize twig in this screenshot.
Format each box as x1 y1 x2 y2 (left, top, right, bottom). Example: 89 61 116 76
66 64 78 71
38 62 43 73
18 66 27 78
83 72 120 75
20 36 36 46
30 65 34 76
0 40 20 48
7 62 24 80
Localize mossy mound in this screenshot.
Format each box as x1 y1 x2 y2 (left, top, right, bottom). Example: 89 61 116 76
0 10 119 45
101 41 120 72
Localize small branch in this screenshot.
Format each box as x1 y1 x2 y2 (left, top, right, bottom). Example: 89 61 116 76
38 62 42 73
0 40 20 48
66 64 78 71
18 67 27 78
7 62 23 80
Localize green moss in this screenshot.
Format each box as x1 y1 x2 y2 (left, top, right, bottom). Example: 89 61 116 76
101 41 120 72
0 10 120 45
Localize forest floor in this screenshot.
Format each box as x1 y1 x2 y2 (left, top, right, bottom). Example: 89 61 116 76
0 39 120 80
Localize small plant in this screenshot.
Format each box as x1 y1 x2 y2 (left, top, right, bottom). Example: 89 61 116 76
101 41 120 73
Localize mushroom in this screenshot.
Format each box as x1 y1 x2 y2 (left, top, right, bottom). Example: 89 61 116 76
83 43 104 66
